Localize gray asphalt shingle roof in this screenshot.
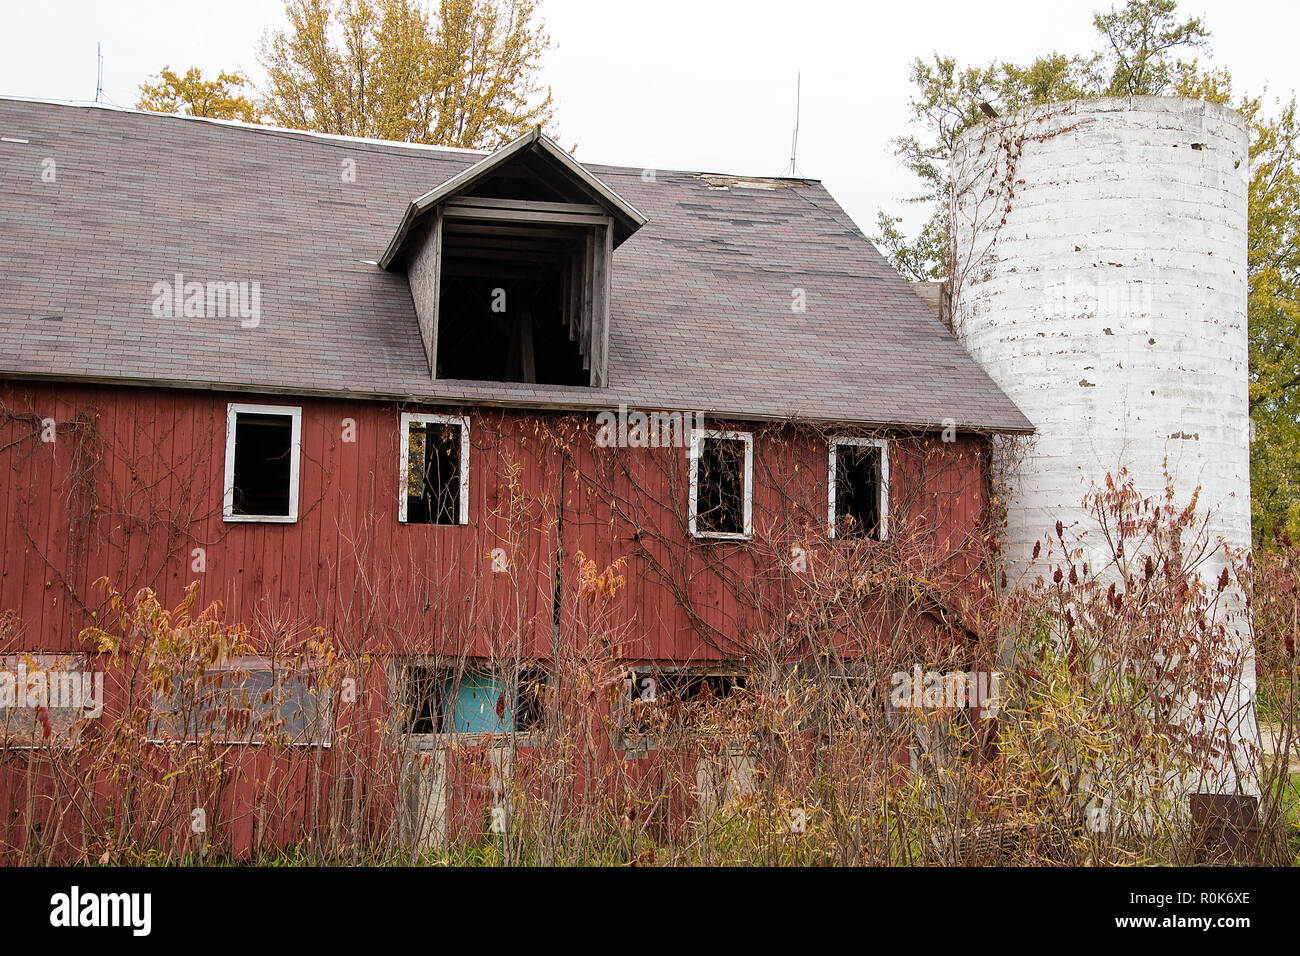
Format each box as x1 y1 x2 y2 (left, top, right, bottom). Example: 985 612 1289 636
0 97 1031 433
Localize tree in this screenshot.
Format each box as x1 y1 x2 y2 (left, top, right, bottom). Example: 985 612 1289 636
136 67 261 123
876 0 1212 280
1235 92 1300 544
1167 68 1300 546
257 0 553 148
1093 0 1211 96
874 52 1090 282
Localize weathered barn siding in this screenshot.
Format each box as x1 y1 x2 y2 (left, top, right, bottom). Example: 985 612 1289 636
0 380 994 858
0 381 991 664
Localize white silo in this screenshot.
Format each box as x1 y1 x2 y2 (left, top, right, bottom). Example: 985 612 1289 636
950 96 1255 791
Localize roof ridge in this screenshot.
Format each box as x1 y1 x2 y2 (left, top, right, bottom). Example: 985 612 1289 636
0 94 492 158
0 95 829 183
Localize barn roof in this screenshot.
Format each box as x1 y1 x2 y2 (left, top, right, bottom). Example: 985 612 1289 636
0 97 1031 433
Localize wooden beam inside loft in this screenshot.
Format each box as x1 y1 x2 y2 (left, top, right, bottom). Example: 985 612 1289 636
444 222 582 241
441 261 554 280
581 229 594 375
442 201 614 229
593 222 612 388
442 245 565 264
446 196 606 217
506 305 536 384
442 234 565 253
566 251 580 342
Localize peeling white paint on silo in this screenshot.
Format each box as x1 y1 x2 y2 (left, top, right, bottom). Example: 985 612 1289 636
951 97 1255 790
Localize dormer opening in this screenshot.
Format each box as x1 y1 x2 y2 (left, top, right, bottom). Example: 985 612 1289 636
382 128 646 388
435 214 605 385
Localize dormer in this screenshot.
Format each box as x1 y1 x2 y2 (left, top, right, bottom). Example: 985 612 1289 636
381 128 647 387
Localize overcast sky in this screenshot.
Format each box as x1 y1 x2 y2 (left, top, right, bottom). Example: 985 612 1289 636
3 0 1298 236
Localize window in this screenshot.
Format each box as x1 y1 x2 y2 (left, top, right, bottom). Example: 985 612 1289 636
828 438 889 540
400 664 545 737
689 429 753 539
223 403 302 522
806 666 889 735
399 412 470 525
0 653 100 748
149 657 332 746
621 668 747 736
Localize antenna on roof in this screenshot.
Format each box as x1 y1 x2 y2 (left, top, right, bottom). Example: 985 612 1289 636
94 43 104 104
785 72 801 176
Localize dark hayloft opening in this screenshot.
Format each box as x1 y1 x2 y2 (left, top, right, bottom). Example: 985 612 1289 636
435 268 587 385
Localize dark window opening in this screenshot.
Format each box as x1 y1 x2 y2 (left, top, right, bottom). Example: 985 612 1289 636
650 672 745 703
402 665 545 735
405 419 462 524
434 209 599 386
835 443 883 540
232 413 293 517
436 269 588 385
817 673 887 734
696 437 747 536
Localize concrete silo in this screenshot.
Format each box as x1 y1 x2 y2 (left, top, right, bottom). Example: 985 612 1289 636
950 96 1255 790
952 96 1250 587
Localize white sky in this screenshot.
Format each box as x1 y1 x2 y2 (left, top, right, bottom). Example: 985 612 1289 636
3 0 1298 236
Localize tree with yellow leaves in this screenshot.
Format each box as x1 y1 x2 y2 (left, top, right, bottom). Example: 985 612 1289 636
136 67 261 123
256 0 553 148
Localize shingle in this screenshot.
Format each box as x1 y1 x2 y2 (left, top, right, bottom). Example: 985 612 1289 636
0 99 1031 433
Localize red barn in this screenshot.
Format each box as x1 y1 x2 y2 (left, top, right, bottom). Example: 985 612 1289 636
0 98 1030 859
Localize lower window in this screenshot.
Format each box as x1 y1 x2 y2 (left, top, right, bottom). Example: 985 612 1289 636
0 653 99 747
149 657 331 745
622 668 746 736
400 664 545 736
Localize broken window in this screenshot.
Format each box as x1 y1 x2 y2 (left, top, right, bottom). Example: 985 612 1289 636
621 669 747 736
689 429 753 539
399 412 469 525
224 403 301 522
401 664 546 736
149 657 331 745
806 667 889 736
829 438 888 540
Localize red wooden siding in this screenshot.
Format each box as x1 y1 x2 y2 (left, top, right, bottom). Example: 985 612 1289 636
0 381 991 663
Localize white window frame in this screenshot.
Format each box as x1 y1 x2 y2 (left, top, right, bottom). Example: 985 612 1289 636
398 412 470 525
828 437 890 541
223 403 302 523
688 428 753 540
